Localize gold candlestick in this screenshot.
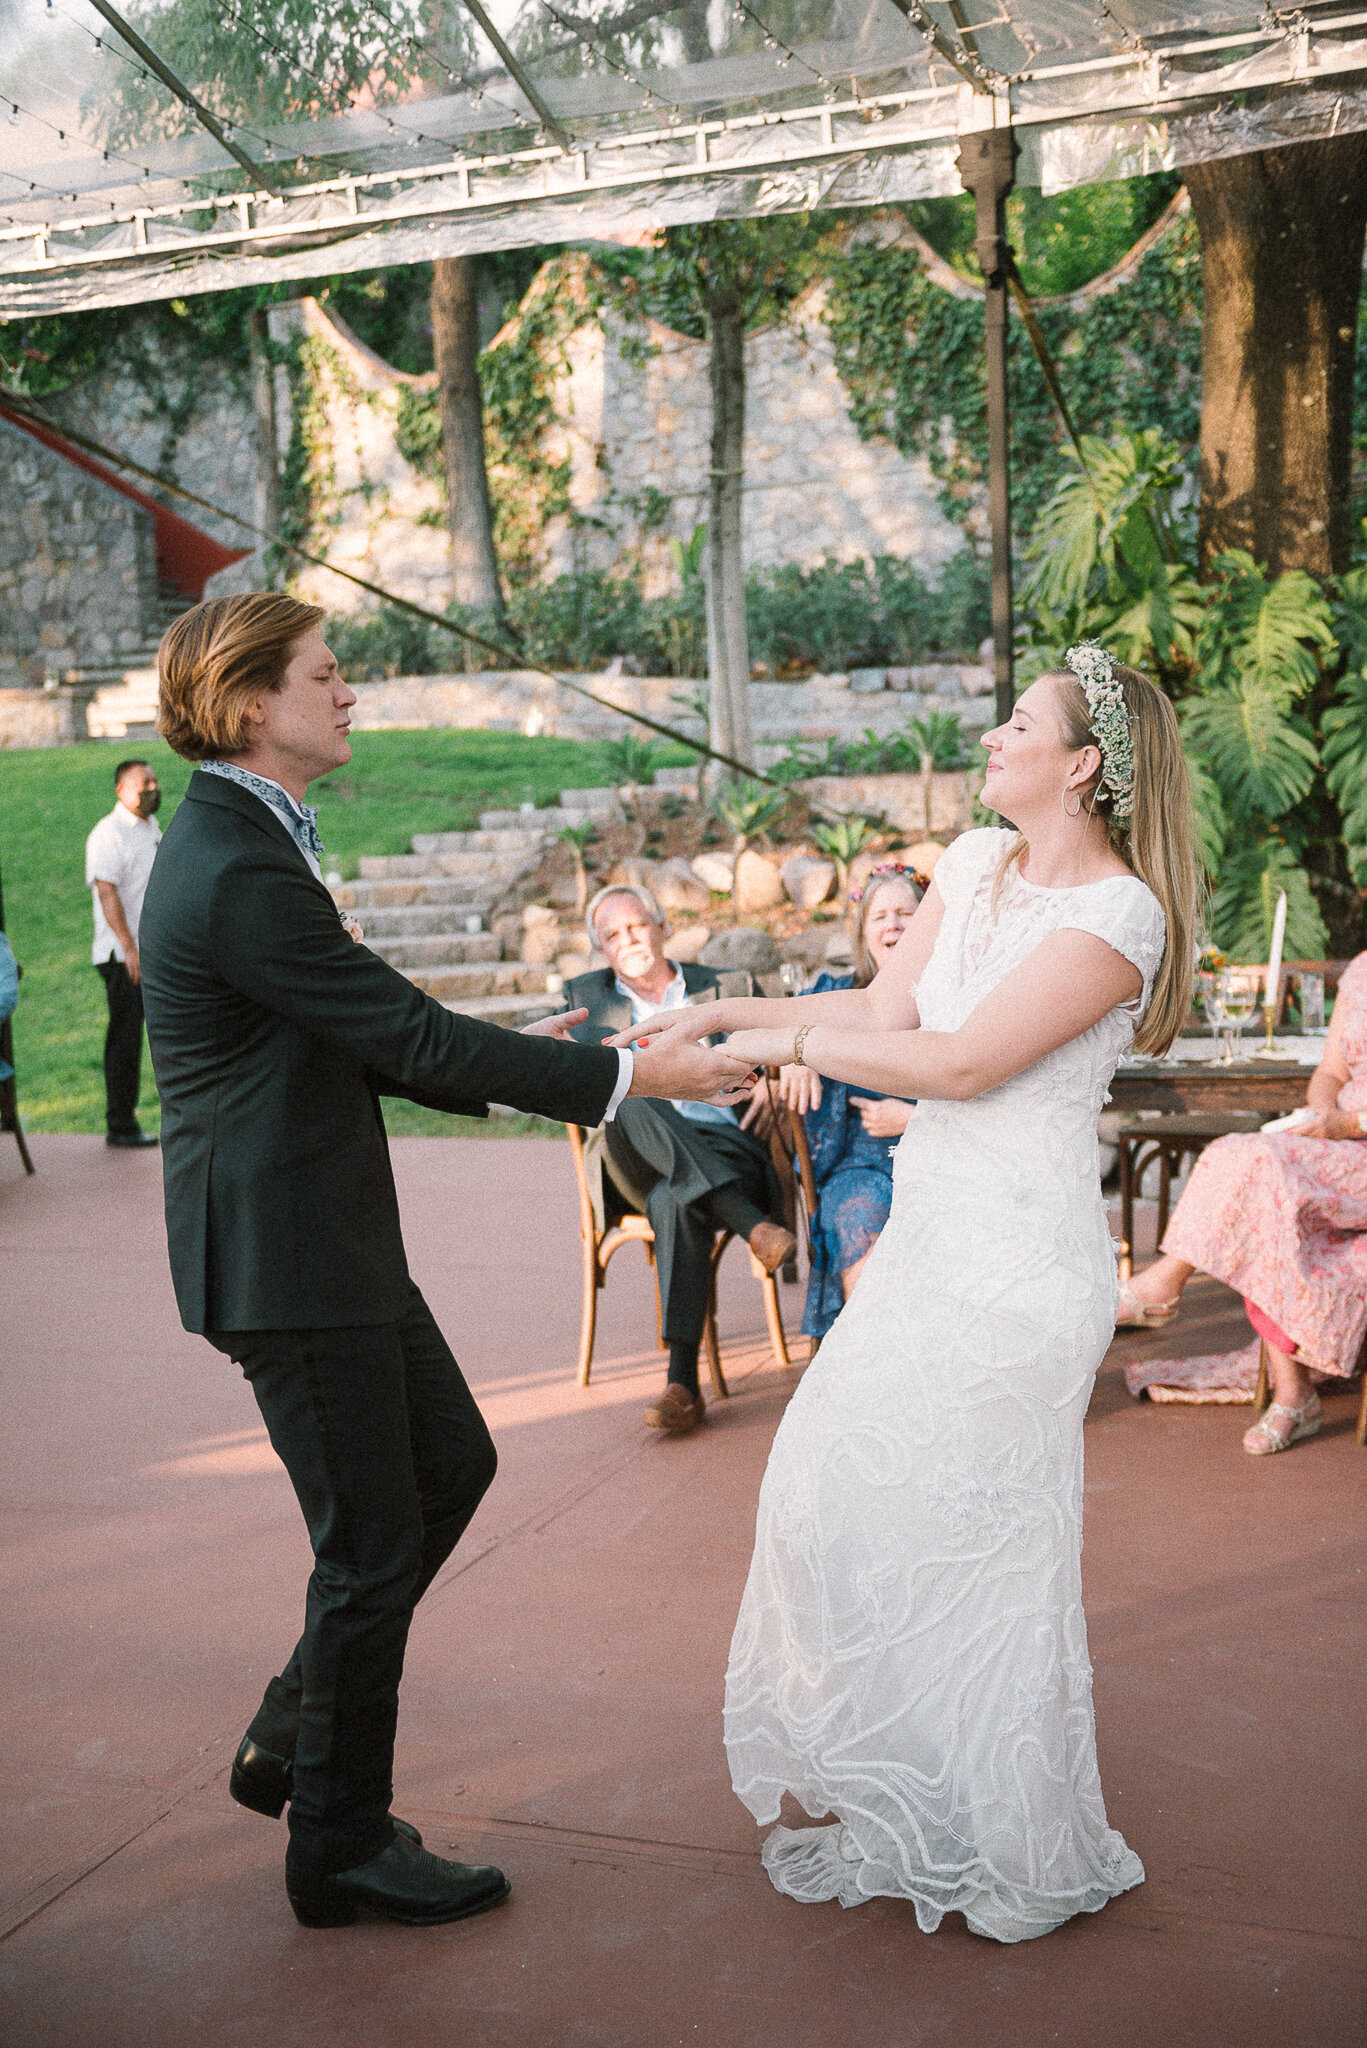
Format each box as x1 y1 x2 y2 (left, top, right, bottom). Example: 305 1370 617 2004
1253 1001 1295 1060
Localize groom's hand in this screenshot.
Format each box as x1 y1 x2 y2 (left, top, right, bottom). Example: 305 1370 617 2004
629 1035 757 1105
520 1007 589 1040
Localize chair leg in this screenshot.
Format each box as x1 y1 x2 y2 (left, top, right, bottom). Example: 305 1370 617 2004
703 1303 729 1398
760 1270 789 1371
1118 1140 1134 1282
1157 1146 1174 1248
1253 1339 1270 1414
576 1244 599 1389
1357 1373 1367 1447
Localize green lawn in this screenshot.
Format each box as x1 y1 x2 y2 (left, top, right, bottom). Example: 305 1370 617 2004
0 728 675 1134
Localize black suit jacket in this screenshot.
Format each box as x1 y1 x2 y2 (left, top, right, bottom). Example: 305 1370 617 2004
139 771 618 1333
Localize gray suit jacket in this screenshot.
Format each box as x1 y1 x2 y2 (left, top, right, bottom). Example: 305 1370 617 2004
563 960 754 1231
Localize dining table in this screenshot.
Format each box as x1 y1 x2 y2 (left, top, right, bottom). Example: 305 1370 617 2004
1110 1033 1326 1114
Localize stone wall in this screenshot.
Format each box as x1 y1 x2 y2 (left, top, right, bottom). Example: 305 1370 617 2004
0 417 156 685
537 274 965 593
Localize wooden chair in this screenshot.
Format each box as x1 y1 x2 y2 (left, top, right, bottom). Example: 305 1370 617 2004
1115 1112 1264 1279
0 868 34 1177
565 1120 792 1392
1253 1340 1367 1446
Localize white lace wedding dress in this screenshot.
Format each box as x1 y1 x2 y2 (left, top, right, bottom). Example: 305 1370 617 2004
724 827 1166 1943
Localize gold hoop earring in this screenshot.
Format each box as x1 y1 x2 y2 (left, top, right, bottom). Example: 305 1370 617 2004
1062 790 1083 819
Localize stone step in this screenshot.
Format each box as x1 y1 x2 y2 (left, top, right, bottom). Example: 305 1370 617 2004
370 938 517 975
341 876 498 912
410 829 547 856
358 851 540 881
410 964 554 1001
356 909 503 945
440 992 561 1030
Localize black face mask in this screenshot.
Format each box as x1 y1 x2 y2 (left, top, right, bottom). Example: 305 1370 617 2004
136 788 162 817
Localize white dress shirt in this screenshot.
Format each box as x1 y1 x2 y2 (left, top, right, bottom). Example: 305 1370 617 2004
616 965 735 1127
85 802 161 964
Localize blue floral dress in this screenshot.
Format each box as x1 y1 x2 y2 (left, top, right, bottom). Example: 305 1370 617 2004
800 971 913 1340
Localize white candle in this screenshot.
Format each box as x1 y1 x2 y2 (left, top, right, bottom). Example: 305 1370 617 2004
1265 889 1287 1013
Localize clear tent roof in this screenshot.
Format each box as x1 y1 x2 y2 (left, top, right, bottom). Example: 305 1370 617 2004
2 0 1366 313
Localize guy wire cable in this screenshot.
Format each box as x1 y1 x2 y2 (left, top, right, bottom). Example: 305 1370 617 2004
0 390 873 807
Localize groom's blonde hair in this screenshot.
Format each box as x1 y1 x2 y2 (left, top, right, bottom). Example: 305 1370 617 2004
157 593 325 760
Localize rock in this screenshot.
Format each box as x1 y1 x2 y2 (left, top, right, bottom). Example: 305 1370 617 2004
664 923 711 963
780 854 836 910
734 849 785 914
886 667 915 692
700 926 781 974
559 787 617 812
823 927 855 967
691 851 735 894
807 672 851 691
606 857 658 891
905 839 947 875
849 667 887 694
960 664 996 697
848 850 882 899
654 857 711 915
520 902 562 965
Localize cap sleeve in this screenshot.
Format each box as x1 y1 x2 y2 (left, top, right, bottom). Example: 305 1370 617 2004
1056 881 1167 1012
930 828 1015 909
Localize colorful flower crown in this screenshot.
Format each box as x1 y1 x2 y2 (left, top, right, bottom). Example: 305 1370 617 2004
1065 642 1135 824
850 861 929 906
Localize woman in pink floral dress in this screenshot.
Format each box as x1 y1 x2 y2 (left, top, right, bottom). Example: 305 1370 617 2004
1120 952 1367 1454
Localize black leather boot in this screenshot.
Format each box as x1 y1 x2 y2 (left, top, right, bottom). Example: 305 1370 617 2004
286 1832 510 1928
230 1734 422 1845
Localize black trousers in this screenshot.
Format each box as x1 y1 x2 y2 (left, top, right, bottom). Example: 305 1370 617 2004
95 959 144 1135
604 1098 778 1349
206 1283 496 1878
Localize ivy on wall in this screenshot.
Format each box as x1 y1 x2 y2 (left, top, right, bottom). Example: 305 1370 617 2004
822 214 1204 535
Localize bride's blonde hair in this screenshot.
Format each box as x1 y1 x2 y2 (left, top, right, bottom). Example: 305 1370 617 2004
994 660 1197 1056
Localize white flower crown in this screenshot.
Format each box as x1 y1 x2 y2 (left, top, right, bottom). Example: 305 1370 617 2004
1065 642 1134 824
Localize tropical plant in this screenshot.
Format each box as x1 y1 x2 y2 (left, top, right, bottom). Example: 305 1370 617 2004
600 733 660 787
710 779 788 857
557 821 597 918
1016 431 1351 960
810 814 879 900
906 712 970 772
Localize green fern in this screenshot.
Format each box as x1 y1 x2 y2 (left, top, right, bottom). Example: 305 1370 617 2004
1322 567 1367 884
1209 840 1328 962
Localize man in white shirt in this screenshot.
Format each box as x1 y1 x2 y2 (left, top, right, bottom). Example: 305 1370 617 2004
85 758 162 1148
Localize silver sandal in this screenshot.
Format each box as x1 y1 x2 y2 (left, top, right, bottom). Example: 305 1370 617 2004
1242 1393 1323 1456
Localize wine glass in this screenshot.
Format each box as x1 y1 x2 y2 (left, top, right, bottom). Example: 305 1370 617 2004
1221 968 1259 1061
1197 970 1229 1062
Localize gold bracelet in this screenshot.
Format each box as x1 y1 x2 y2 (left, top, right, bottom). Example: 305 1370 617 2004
793 1023 815 1067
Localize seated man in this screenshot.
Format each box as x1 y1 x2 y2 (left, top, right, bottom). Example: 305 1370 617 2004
567 883 797 1436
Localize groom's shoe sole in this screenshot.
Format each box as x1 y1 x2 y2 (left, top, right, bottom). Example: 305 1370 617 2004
230 1739 421 1846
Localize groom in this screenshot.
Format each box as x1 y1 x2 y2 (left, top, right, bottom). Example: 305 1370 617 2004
138 594 751 1930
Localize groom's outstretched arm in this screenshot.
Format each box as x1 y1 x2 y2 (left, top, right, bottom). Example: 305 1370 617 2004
211 855 620 1126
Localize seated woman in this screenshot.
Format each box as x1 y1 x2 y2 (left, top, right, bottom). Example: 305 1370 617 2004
779 865 923 1345
1120 951 1367 1455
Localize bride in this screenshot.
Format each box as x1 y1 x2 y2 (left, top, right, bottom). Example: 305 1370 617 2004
618 646 1197 1942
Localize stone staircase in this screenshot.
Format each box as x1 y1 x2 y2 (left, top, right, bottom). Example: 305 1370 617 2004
334 824 559 1028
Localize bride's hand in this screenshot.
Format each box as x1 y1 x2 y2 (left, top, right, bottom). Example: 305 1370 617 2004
604 1001 725 1051
725 1026 799 1070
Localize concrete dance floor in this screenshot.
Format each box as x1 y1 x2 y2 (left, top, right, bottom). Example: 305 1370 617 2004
0 1135 1363 2048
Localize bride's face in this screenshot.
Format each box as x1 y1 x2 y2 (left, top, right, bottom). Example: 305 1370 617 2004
980 675 1098 824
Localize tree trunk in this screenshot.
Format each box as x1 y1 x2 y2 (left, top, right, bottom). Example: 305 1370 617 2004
705 289 754 776
248 307 280 582
431 255 505 618
1187 136 1367 578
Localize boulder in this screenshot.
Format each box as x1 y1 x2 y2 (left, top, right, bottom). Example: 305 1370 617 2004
664 923 711 963
849 667 887 694
607 857 658 890
654 856 712 915
691 851 735 894
734 849 784 914
905 839 947 875
780 854 836 910
848 849 882 899
520 903 562 966
885 667 915 692
700 926 781 975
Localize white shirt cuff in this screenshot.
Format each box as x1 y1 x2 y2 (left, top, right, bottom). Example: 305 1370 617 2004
602 1047 634 1122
